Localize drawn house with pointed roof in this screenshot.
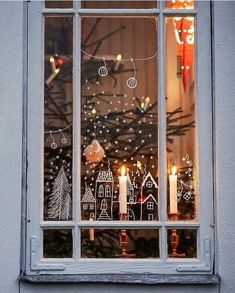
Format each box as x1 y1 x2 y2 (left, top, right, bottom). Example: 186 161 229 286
126 174 136 221
140 172 158 220
81 187 96 220
95 168 114 221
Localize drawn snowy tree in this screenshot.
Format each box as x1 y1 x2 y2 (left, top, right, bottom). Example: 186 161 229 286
48 166 72 220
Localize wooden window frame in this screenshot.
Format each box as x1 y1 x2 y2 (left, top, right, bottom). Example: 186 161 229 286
24 0 215 277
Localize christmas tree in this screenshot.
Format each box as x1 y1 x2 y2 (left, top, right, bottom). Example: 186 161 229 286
48 166 72 220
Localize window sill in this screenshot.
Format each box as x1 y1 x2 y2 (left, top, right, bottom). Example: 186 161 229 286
19 273 221 285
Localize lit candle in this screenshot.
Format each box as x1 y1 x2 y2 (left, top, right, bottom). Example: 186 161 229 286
119 165 127 214
115 54 122 71
89 216 94 241
169 165 178 214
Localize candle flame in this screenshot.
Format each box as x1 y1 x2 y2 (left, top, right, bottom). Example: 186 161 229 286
172 165 177 175
121 165 126 176
116 54 122 61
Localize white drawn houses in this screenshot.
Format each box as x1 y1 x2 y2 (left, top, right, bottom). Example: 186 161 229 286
140 172 158 221
81 169 158 221
81 187 96 220
95 168 114 221
126 173 136 220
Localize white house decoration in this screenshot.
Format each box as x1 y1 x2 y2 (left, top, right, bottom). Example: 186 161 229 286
81 187 96 220
140 172 158 220
126 173 136 221
95 168 114 221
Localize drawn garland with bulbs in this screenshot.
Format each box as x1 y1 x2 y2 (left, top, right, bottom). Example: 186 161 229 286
81 49 158 89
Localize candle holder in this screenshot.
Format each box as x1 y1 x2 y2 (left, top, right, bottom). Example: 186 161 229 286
169 213 185 258
115 213 136 258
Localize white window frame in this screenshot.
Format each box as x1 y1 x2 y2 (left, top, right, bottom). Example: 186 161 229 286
26 0 214 275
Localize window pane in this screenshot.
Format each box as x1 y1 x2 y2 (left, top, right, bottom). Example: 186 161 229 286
167 229 197 258
81 1 157 9
45 0 73 8
165 0 194 9
44 17 73 221
165 17 196 221
43 229 73 258
81 229 159 258
81 17 158 221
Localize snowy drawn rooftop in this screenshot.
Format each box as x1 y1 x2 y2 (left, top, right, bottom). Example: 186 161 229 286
96 170 113 182
81 187 95 202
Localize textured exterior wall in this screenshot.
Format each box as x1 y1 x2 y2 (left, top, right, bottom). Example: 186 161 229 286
214 1 235 292
0 1 23 293
0 1 234 293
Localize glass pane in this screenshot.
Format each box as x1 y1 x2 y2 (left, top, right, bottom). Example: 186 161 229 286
44 17 73 221
165 17 196 221
43 229 73 258
167 229 197 258
81 1 157 9
81 229 159 258
165 0 194 9
45 0 73 8
81 17 158 221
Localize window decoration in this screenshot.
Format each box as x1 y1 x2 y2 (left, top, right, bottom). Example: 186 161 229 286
48 166 72 220
25 0 213 275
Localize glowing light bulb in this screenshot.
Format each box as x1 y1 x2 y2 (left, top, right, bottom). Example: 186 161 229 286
137 161 142 168
91 108 97 115
116 54 122 62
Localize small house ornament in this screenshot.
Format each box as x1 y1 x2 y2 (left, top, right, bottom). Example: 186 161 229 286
84 139 105 164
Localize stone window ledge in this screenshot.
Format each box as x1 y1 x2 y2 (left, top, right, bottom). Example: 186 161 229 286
19 274 221 285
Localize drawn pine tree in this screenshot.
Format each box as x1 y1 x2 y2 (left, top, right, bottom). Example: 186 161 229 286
48 166 72 220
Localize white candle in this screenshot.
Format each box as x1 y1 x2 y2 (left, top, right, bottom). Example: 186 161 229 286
169 165 178 214
119 165 127 214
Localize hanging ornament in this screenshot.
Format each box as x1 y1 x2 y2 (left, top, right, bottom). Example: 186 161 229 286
49 131 57 149
59 129 68 145
54 55 64 67
84 139 105 164
126 58 137 89
98 58 108 77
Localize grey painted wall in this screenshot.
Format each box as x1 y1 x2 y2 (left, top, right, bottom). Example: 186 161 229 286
214 1 235 293
0 1 234 293
0 2 23 293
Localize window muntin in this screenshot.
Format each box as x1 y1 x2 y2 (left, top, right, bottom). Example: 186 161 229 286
26 0 213 275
